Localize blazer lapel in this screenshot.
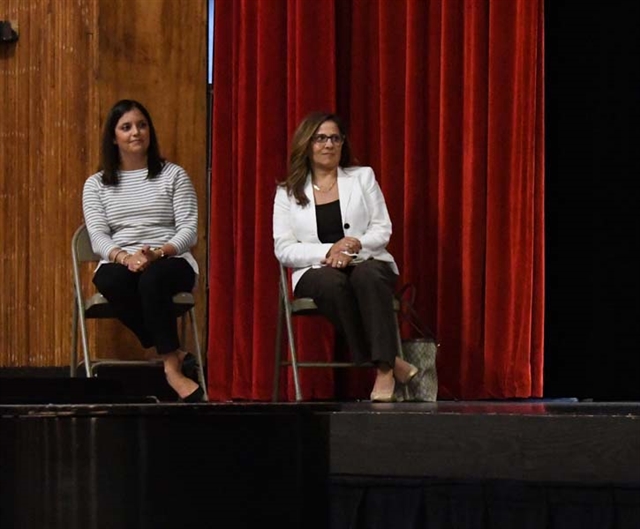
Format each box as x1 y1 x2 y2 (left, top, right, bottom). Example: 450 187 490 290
337 167 355 226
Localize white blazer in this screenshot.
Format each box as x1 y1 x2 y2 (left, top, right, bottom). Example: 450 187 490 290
273 165 399 290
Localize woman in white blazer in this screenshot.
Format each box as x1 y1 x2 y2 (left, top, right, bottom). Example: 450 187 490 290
273 112 418 401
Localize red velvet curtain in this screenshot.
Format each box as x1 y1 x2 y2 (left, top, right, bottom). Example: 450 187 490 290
208 0 544 401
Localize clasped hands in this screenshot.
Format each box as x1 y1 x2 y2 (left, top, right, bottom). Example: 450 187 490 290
124 245 159 273
322 236 362 269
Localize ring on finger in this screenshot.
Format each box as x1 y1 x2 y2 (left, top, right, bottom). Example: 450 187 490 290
338 260 343 266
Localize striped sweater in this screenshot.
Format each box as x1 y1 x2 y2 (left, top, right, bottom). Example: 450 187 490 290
82 162 198 274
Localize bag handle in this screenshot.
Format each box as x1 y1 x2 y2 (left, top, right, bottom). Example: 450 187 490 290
396 283 416 306
395 283 438 341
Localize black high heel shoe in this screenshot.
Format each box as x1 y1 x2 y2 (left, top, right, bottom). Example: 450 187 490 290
181 352 199 383
181 386 205 403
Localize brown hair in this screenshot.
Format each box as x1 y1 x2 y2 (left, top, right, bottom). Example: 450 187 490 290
281 112 353 206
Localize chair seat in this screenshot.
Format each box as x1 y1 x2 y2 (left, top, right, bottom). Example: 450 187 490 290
84 293 117 318
290 297 319 314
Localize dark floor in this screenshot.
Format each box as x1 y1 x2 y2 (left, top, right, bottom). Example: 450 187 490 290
1 376 639 529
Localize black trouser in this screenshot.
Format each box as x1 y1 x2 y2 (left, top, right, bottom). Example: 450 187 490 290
93 258 196 355
294 259 399 366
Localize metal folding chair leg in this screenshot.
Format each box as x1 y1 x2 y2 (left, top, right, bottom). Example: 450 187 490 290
187 308 208 401
272 296 284 402
71 301 78 377
283 298 303 402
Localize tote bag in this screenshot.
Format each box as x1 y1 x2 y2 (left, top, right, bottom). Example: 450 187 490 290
394 284 440 402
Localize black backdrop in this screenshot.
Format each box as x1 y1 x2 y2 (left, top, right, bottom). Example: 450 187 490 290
544 0 640 400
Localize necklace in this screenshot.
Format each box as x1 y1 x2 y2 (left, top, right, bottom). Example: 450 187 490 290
312 178 337 193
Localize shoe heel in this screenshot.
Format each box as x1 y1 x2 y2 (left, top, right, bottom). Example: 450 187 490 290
395 362 419 384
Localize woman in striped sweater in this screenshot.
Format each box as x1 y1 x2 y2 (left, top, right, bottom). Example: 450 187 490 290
82 99 203 402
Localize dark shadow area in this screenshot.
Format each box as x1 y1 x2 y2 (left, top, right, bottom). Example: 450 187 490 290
0 376 156 404
0 403 331 529
544 0 640 400
1 401 637 528
0 365 181 404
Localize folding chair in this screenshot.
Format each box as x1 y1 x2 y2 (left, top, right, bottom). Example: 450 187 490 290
273 262 403 402
70 224 207 400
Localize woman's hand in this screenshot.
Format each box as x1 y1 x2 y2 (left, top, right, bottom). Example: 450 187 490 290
322 251 353 269
127 245 154 272
328 236 361 256
124 245 167 272
322 237 361 269
127 251 145 272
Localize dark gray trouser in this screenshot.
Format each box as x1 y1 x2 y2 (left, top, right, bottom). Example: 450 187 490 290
294 259 399 366
93 258 196 355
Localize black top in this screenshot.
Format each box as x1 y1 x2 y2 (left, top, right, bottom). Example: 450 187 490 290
316 200 344 243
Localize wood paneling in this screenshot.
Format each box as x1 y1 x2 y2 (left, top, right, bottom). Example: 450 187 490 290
0 0 208 367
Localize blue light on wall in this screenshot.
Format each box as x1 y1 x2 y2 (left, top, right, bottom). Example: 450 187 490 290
208 0 214 84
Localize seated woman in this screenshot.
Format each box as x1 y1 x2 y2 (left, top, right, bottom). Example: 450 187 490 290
272 111 417 401
82 99 204 402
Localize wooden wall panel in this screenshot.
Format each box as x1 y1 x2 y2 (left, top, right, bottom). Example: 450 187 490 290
0 0 208 367
0 0 99 367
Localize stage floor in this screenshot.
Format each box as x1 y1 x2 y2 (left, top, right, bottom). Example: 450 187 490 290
1 396 639 528
1 398 638 482
329 400 640 483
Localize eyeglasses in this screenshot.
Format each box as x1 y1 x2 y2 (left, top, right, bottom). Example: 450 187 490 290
312 133 344 145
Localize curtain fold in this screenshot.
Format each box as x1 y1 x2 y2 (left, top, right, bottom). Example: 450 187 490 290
209 0 544 401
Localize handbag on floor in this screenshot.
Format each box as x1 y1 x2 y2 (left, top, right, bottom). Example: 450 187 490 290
394 284 440 402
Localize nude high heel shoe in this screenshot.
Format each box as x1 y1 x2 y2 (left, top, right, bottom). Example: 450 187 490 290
393 358 419 384
370 370 396 402
370 383 396 402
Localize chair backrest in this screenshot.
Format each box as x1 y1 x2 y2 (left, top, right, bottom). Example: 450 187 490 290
72 224 100 264
71 224 101 314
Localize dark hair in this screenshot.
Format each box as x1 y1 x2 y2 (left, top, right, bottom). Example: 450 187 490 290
281 111 353 206
99 99 164 186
